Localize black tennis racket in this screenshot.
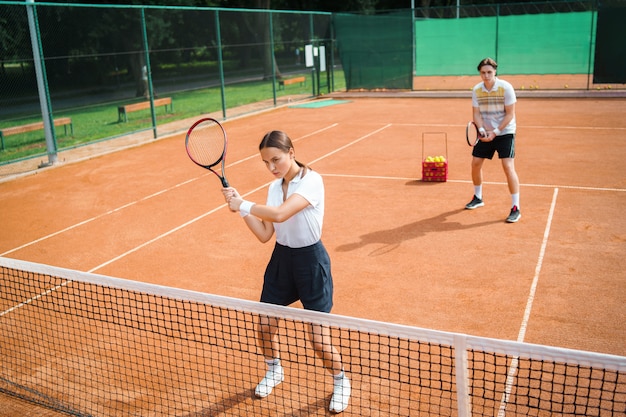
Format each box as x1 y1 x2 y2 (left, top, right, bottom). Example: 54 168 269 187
466 121 483 147
185 118 230 187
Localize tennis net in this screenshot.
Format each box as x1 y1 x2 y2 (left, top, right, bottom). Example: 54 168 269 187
1 256 624 416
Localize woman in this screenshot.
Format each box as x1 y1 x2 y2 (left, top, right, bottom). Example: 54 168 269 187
222 130 350 413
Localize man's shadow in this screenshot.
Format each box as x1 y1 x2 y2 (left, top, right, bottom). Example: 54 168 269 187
336 208 501 256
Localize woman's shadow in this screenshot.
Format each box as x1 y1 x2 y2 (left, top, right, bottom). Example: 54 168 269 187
335 208 501 256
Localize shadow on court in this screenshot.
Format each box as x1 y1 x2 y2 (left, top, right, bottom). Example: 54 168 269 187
335 208 501 255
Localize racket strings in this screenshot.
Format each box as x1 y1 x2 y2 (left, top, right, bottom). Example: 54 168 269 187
187 122 226 167
466 121 481 146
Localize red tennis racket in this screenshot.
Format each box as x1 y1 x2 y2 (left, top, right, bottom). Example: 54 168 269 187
185 118 230 187
466 121 484 147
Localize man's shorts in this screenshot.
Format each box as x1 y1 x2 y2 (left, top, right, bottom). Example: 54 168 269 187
472 133 516 159
261 241 334 313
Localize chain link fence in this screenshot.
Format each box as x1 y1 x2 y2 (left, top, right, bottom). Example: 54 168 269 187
0 2 335 169
1 0 622 172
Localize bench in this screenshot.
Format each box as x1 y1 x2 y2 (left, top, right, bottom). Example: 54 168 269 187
0 117 73 151
278 76 306 90
117 97 173 122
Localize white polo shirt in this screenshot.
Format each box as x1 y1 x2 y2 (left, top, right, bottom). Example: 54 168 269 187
266 168 324 248
472 77 517 135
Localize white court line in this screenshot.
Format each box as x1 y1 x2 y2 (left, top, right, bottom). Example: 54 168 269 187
390 122 626 131
0 123 340 258
0 176 204 257
88 124 392 273
322 174 625 192
517 187 559 343
496 187 559 417
0 281 70 317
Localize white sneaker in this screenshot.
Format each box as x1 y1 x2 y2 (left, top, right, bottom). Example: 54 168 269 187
329 374 351 413
254 365 284 398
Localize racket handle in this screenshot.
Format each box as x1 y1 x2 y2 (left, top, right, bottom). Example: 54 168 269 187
221 177 230 188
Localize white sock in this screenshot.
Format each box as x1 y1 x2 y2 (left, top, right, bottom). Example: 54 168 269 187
333 370 345 382
474 185 483 200
511 193 520 208
265 358 281 370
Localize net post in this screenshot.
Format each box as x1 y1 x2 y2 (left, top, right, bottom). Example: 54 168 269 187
454 334 472 417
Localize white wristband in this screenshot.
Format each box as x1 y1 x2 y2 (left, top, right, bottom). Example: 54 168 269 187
239 200 255 218
478 127 486 137
493 128 501 136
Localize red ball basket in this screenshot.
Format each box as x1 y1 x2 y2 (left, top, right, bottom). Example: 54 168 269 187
421 132 448 182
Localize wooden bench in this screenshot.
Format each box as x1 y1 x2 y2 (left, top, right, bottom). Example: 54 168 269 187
0 117 73 151
117 97 173 122
278 76 306 90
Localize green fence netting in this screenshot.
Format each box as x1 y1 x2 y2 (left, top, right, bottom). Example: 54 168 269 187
0 2 335 169
415 11 596 76
334 12 413 90
593 0 626 83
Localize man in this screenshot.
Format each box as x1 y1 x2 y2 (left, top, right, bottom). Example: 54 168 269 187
466 57 521 223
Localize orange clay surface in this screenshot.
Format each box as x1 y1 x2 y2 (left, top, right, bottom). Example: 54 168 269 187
1 96 625 353
1 95 625 415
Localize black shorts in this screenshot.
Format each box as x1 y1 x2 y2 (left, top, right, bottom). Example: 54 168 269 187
261 241 334 313
472 133 515 160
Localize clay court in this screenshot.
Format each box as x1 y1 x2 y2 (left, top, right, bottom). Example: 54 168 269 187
1 93 625 415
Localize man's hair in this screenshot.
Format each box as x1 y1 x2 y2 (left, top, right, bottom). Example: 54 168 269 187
477 57 498 71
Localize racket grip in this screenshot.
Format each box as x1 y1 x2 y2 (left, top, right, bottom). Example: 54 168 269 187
221 177 230 187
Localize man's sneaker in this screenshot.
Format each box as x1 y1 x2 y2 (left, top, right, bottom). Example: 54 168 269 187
254 364 284 398
465 195 484 210
506 206 521 223
329 374 351 413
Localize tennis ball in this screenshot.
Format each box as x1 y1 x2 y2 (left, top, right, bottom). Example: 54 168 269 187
564 84 569 88
521 85 525 90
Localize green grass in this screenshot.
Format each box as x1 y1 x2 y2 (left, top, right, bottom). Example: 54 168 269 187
0 72 345 165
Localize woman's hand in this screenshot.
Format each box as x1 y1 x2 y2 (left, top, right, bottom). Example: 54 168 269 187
222 187 242 212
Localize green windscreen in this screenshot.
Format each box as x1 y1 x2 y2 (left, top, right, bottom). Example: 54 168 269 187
415 16 496 76
415 11 595 76
593 1 626 83
334 12 413 90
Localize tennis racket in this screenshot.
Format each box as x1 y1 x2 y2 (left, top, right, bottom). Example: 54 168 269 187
466 121 483 147
185 117 230 187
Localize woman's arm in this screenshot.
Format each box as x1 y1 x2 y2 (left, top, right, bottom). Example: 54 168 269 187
241 214 274 243
245 194 309 223
223 186 310 243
